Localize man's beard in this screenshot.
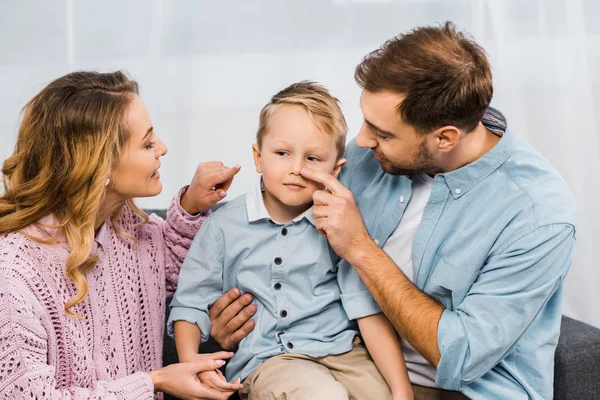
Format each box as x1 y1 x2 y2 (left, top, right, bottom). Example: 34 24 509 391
377 139 438 176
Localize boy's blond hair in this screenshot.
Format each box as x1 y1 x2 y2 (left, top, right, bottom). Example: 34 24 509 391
256 81 347 159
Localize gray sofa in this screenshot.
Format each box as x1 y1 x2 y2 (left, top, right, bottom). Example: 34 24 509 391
147 209 600 399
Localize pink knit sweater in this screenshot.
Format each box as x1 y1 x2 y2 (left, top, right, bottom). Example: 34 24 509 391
0 191 206 399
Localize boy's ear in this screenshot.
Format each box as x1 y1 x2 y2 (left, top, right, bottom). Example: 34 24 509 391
252 144 262 173
332 158 347 179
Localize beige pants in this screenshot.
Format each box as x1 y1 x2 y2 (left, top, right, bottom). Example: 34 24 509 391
239 338 391 400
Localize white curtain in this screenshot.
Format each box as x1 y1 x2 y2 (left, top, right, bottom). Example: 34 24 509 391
1 0 598 328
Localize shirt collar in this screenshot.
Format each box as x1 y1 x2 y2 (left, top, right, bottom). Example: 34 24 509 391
440 107 515 199
245 178 315 226
37 214 109 251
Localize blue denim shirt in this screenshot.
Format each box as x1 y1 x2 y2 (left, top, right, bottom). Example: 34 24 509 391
168 181 381 381
338 108 576 400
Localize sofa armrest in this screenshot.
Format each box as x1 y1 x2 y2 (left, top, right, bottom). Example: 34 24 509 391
554 315 600 399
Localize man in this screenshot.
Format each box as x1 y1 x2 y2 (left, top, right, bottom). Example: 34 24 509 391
208 22 576 399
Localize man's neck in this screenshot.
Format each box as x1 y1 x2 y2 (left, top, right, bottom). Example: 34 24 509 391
441 122 501 173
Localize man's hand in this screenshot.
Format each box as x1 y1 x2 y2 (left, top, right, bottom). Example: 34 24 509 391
300 167 373 262
181 162 241 214
209 288 256 350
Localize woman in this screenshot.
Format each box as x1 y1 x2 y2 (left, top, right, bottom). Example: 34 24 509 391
0 71 243 399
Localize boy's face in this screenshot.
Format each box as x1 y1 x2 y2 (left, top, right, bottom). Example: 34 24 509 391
253 105 345 221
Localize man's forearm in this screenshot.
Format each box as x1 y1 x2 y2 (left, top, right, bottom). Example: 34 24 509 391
349 241 444 366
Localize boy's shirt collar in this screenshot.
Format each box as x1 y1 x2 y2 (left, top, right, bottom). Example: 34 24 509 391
245 177 315 226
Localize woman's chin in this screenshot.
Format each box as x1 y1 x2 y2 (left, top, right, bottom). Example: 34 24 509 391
135 181 163 198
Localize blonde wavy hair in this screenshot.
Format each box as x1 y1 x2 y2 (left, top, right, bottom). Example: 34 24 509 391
0 70 148 318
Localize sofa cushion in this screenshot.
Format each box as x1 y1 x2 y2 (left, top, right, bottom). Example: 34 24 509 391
554 315 600 399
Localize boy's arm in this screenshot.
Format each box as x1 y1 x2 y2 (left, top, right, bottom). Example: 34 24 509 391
174 320 203 363
358 313 414 399
167 216 224 344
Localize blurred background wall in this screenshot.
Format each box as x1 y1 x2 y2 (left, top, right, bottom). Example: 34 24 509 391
1 0 598 328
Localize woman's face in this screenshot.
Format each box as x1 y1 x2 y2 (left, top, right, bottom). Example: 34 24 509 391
108 95 168 200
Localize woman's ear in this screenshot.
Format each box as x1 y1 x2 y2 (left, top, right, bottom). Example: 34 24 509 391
332 158 347 179
252 144 262 174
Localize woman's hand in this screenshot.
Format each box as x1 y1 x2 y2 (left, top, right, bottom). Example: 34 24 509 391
198 369 241 399
148 352 242 400
181 162 241 214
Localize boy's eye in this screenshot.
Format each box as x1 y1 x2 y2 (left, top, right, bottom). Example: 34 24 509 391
307 156 321 162
275 151 288 156
145 141 156 149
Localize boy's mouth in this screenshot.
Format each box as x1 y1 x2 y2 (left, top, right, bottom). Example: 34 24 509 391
284 183 306 190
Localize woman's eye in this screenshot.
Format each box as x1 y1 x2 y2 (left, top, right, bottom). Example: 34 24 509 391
145 141 156 149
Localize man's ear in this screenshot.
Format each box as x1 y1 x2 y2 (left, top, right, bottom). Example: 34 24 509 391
332 158 347 179
433 126 461 152
252 144 262 174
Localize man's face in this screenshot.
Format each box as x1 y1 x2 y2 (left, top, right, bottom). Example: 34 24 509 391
356 90 440 176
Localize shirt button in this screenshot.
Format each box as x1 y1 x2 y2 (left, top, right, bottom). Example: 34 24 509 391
281 228 288 236
455 188 462 194
286 342 294 349
399 195 405 203
274 257 282 265
280 310 288 318
374 239 380 246
274 282 282 290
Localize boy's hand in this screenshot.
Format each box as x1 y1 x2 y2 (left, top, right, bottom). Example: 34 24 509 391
181 162 241 214
198 370 241 399
209 288 256 350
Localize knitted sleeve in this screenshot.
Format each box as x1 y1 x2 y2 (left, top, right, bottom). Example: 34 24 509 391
0 268 154 399
149 186 209 296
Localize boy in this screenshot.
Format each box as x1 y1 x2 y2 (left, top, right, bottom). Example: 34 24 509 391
168 82 412 399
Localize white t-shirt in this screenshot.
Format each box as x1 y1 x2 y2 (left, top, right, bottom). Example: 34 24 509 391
382 173 438 388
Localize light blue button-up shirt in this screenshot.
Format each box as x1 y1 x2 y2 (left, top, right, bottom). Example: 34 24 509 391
168 181 381 381
338 108 576 400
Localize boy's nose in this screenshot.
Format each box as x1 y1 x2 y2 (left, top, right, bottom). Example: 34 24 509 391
290 157 305 175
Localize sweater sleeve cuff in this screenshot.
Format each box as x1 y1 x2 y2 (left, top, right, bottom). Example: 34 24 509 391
105 371 155 399
173 185 212 221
